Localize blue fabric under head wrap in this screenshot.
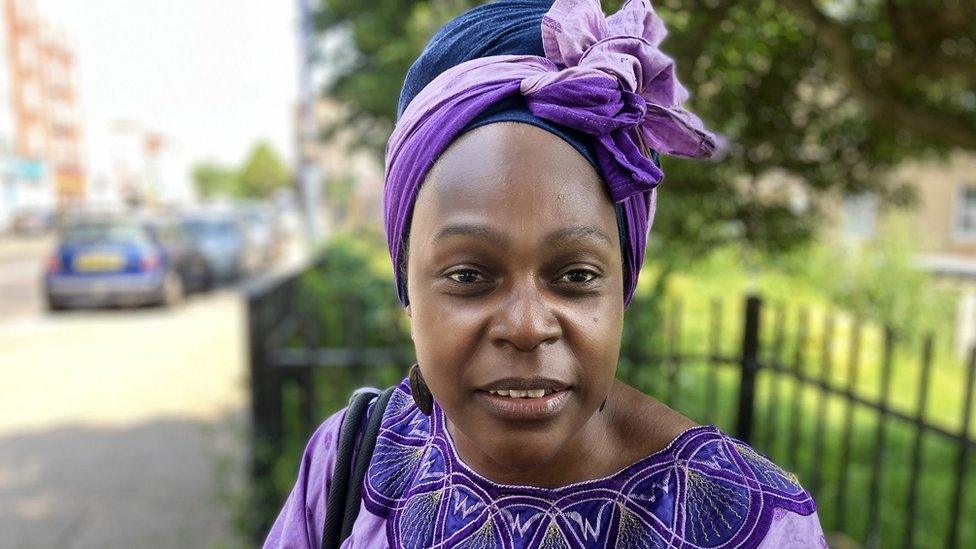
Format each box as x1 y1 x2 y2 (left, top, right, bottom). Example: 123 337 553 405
396 0 600 169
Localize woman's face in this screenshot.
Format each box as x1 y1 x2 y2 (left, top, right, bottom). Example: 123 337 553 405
406 122 625 476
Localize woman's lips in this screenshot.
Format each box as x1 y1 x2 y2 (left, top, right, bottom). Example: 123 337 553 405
475 388 572 420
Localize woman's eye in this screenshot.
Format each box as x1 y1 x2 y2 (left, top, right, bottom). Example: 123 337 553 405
559 269 599 284
447 269 485 284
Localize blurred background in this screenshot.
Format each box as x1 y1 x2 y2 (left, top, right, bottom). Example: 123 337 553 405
0 0 974 547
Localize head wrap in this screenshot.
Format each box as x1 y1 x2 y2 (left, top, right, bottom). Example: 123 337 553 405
384 0 722 307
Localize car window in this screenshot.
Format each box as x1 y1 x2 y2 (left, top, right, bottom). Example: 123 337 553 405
150 221 185 245
62 222 151 245
184 219 238 239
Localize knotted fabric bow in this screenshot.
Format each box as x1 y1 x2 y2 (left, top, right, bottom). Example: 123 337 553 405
385 0 722 307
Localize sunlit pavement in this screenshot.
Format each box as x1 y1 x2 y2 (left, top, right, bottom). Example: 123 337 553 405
0 234 305 547
0 235 51 324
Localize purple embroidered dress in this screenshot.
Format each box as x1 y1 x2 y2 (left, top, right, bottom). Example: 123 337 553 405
265 380 825 548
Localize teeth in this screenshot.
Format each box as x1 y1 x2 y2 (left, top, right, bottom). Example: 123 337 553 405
489 389 552 398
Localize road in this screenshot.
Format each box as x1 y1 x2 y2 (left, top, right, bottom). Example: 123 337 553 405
0 235 255 548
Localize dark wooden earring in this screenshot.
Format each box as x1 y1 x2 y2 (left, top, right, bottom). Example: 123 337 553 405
409 363 434 416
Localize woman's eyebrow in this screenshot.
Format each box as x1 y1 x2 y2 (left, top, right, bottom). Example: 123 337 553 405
433 223 510 247
544 225 614 249
432 223 612 249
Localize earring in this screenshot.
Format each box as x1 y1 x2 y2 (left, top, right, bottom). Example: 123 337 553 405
409 363 434 416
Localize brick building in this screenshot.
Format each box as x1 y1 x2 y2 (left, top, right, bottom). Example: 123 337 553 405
0 0 83 225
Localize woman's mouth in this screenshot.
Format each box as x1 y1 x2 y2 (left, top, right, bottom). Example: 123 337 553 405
476 384 572 420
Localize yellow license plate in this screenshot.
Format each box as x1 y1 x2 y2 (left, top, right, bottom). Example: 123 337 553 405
74 252 126 272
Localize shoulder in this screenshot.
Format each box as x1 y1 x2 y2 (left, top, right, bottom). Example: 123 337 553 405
612 423 820 547
606 382 821 545
302 406 350 491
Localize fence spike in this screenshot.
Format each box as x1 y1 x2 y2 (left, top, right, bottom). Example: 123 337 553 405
905 335 935 548
810 314 835 499
835 319 862 533
866 327 896 549
948 344 976 549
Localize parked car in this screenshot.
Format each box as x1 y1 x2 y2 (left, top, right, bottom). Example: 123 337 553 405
43 217 209 310
180 215 248 284
236 204 279 269
144 217 212 291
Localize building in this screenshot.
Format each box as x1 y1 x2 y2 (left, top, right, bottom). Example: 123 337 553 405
0 0 84 228
302 97 384 232
828 152 976 261
828 152 976 356
83 119 192 210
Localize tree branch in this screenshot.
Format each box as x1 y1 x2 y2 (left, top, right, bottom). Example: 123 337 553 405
781 0 976 150
866 96 976 150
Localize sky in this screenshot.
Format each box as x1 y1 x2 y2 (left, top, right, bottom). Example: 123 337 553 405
36 0 300 186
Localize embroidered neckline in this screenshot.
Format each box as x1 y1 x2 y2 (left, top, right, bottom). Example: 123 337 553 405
437 412 715 493
363 380 817 548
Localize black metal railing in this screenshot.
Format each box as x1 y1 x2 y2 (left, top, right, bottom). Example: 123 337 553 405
247 267 976 548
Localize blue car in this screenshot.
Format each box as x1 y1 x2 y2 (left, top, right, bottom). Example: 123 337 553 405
43 218 209 310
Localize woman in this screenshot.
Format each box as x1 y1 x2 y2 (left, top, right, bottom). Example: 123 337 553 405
266 0 826 547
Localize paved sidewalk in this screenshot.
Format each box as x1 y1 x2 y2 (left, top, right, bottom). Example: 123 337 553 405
0 415 246 548
0 292 249 548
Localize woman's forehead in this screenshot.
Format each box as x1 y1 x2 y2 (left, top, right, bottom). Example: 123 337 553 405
414 122 617 242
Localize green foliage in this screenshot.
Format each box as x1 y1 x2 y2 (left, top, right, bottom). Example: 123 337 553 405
293 229 409 349
192 141 292 199
315 0 472 150
192 163 238 198
323 176 356 228
238 142 293 198
774 218 959 343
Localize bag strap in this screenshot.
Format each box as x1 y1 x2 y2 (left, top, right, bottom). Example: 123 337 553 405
340 386 396 540
321 388 380 549
320 386 396 548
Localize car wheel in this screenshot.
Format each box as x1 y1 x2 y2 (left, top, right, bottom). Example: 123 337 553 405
161 271 185 307
46 297 67 312
198 261 214 292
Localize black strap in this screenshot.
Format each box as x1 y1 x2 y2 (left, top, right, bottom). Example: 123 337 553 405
340 386 396 540
321 388 380 549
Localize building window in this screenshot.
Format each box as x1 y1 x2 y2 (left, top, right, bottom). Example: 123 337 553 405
843 192 878 241
954 185 976 239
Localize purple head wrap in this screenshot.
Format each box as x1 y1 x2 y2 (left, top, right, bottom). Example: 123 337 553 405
384 0 722 307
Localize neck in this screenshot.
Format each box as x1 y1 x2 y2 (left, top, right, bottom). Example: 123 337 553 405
445 407 617 488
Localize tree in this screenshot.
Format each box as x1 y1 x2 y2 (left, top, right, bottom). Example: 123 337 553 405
192 162 238 198
192 141 293 199
312 0 969 272
780 0 976 151
238 142 293 198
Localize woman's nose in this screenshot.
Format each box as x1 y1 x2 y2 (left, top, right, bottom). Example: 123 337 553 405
488 279 562 352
